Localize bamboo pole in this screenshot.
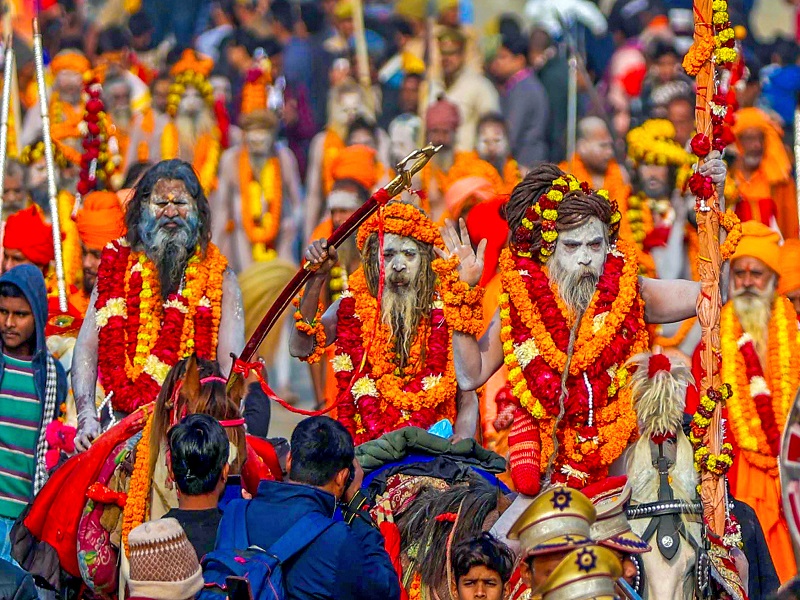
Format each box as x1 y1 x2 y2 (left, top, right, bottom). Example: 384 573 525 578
350 0 374 119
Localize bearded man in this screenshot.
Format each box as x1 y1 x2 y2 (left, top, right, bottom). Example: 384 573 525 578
214 78 302 272
21 49 88 149
473 113 522 195
730 107 798 238
291 201 479 443
442 158 726 495
158 50 221 196
305 81 389 238
105 74 164 173
688 220 799 582
560 117 628 204
71 160 245 452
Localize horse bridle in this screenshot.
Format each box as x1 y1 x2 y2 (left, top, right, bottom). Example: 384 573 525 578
625 440 711 598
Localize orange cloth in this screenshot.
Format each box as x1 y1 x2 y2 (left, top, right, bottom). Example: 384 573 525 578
330 145 380 191
732 167 798 239
731 220 782 274
480 273 507 443
4 206 54 266
732 108 798 238
74 191 126 250
69 289 91 317
444 176 495 220
779 239 800 295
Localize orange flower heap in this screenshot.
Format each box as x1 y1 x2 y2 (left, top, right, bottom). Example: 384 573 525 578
356 202 444 251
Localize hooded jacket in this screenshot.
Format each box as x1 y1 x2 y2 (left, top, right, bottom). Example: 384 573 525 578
241 480 401 600
0 265 67 488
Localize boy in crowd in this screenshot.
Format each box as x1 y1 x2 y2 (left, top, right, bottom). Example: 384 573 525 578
452 533 515 600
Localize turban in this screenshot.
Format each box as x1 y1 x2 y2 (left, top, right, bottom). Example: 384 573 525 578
50 50 91 75
779 239 800 295
426 97 461 130
730 220 781 275
4 206 55 266
445 176 495 219
396 0 426 20
331 145 379 191
75 191 126 251
357 202 443 251
732 107 791 186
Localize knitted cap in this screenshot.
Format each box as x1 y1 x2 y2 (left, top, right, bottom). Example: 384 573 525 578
127 518 203 600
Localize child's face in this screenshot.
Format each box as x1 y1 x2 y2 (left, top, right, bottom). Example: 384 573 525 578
456 565 506 600
0 294 35 356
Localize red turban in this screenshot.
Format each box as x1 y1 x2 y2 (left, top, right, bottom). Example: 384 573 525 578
466 195 508 287
425 97 460 130
75 191 126 250
4 206 55 266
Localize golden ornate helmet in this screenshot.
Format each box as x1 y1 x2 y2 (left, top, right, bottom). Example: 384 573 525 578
507 487 596 558
534 545 622 600
626 119 692 168
583 476 651 555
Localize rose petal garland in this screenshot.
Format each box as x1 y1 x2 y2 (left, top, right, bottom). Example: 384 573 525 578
333 268 457 444
95 240 227 413
499 239 648 487
77 74 122 196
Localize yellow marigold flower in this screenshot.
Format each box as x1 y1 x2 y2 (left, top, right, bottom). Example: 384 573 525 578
596 189 609 200
521 217 534 230
542 230 558 243
553 178 567 187
351 376 378 400
712 10 728 24
547 190 563 202
542 209 558 221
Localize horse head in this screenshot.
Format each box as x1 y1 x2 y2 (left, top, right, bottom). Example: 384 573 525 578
624 352 703 600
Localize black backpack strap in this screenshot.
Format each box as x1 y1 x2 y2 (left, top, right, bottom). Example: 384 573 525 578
267 512 336 563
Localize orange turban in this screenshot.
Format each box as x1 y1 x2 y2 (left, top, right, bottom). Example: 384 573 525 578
50 50 91 75
4 206 55 266
779 239 800 294
426 97 461 130
331 145 379 191
75 191 126 250
730 220 781 275
445 176 495 219
732 108 791 186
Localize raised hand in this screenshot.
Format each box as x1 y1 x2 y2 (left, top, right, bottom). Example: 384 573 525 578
435 218 487 288
304 239 338 276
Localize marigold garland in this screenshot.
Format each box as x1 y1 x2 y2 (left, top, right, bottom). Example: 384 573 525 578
160 123 221 195
626 120 693 168
334 269 457 444
689 385 734 476
239 149 282 262
76 74 123 196
121 404 155 556
720 298 800 474
682 23 715 76
433 255 485 336
357 202 444 251
96 240 227 413
293 296 327 364
500 239 648 486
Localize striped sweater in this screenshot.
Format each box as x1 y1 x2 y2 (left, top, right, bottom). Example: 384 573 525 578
0 354 41 519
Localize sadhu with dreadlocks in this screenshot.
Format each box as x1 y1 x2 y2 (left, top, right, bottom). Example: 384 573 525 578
291 201 479 444
440 159 728 495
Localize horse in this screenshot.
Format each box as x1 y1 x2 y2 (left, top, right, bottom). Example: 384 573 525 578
624 352 705 600
12 355 278 598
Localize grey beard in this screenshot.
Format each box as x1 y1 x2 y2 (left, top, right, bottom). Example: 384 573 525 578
143 226 197 298
732 286 774 359
549 260 600 318
381 285 419 368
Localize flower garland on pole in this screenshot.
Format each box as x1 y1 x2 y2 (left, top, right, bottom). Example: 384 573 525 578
683 0 745 591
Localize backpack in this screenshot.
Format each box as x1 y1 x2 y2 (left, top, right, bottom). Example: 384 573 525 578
199 498 336 600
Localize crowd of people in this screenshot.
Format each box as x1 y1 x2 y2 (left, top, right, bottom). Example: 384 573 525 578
0 0 798 598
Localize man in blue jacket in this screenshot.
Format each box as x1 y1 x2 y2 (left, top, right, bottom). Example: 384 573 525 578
242 416 401 600
0 265 67 562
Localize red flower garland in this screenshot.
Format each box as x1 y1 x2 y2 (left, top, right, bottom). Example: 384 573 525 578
334 281 456 445
738 337 781 455
95 240 223 413
77 76 121 196
504 249 646 485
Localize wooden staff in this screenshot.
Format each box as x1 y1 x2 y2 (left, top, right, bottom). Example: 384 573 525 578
0 36 13 203
350 0 374 119
692 0 725 536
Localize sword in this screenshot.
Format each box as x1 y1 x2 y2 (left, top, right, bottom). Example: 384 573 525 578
226 144 441 390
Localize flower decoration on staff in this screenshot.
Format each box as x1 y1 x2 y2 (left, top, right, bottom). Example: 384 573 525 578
293 296 327 364
689 385 734 476
20 140 68 170
76 73 123 197
712 0 737 65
